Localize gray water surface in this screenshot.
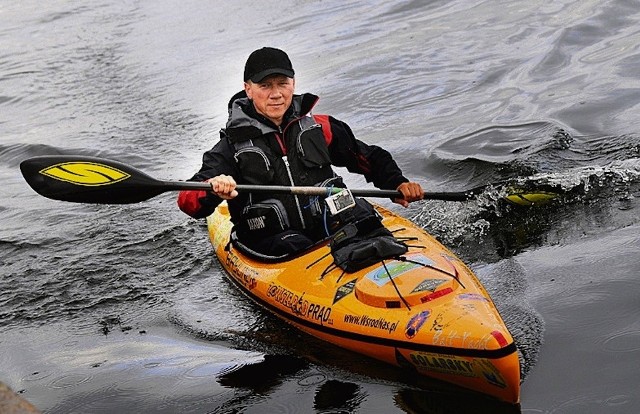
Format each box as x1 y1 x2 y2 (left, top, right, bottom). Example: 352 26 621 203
1 1 640 413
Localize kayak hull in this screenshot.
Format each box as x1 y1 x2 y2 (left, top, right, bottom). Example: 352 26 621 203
207 203 520 403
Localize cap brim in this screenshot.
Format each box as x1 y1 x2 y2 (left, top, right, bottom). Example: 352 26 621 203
248 68 294 83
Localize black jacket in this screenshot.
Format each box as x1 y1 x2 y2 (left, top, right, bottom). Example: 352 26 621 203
177 92 408 223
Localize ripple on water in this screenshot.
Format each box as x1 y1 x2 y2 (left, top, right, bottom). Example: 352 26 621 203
21 370 53 382
297 373 327 387
47 382 147 414
48 373 93 389
603 330 640 353
183 361 234 379
545 394 634 414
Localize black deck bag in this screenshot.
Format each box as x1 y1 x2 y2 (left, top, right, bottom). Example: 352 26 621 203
330 215 408 273
236 198 290 239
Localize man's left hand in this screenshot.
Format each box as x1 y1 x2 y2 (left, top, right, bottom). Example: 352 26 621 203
394 181 424 207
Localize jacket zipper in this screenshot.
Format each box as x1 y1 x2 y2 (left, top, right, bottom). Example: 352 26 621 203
282 155 306 230
296 122 322 157
278 118 315 230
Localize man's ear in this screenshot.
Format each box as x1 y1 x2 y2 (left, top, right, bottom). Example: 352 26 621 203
244 81 252 99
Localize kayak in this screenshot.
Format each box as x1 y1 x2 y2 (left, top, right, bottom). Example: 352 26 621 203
206 202 521 403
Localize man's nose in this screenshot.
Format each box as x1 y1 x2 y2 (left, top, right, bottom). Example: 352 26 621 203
269 87 282 97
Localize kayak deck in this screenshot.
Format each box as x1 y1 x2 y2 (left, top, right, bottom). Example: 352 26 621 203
207 203 520 403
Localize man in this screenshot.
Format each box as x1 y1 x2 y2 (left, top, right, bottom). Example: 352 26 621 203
178 47 423 257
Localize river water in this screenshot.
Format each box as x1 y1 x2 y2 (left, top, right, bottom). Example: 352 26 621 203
1 1 640 413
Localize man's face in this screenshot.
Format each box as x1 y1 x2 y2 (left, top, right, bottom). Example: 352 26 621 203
244 75 295 126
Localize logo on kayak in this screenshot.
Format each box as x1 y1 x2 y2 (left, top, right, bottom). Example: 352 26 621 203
333 279 357 304
225 252 258 290
365 254 434 287
409 352 509 388
409 352 477 378
420 287 454 303
343 313 398 334
476 358 508 388
405 310 430 339
411 278 448 293
40 162 130 186
267 284 332 325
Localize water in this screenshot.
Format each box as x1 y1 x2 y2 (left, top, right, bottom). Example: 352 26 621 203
1 1 639 412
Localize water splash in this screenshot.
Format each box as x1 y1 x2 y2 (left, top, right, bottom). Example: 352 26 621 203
412 158 640 254
509 158 640 202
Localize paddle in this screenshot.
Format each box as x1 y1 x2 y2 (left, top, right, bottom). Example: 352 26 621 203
19 155 558 205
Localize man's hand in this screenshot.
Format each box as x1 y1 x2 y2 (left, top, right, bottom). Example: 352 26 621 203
394 181 424 207
207 175 238 199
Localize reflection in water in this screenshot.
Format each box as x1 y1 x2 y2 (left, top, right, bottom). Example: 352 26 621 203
395 388 520 414
217 354 308 393
214 352 522 413
314 380 363 412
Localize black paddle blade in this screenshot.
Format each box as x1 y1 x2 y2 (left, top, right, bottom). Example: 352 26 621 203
20 155 168 204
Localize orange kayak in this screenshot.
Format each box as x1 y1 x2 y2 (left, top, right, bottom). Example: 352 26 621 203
207 202 521 403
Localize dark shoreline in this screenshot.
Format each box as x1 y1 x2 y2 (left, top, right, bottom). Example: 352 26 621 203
0 381 41 414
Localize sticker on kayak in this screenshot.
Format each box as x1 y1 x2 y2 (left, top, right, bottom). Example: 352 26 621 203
405 310 430 339
411 278 448 293
40 162 131 186
333 279 357 304
365 254 435 287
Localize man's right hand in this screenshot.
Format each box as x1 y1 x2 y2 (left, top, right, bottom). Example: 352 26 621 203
207 175 238 199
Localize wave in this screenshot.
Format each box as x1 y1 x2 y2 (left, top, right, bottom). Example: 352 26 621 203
0 142 185 174
412 135 640 261
423 122 640 184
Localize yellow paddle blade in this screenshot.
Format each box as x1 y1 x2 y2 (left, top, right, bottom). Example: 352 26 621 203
39 161 131 186
503 190 560 206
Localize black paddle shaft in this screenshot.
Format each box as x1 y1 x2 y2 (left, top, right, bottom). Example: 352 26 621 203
20 155 550 205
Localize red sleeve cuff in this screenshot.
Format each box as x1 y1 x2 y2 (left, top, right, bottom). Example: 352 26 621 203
177 189 209 217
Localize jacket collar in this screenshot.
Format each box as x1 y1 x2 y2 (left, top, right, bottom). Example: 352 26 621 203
225 92 319 143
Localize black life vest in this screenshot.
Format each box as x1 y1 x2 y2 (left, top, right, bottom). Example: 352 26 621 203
224 97 341 241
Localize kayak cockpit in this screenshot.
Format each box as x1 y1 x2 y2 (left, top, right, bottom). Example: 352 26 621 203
228 230 331 263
